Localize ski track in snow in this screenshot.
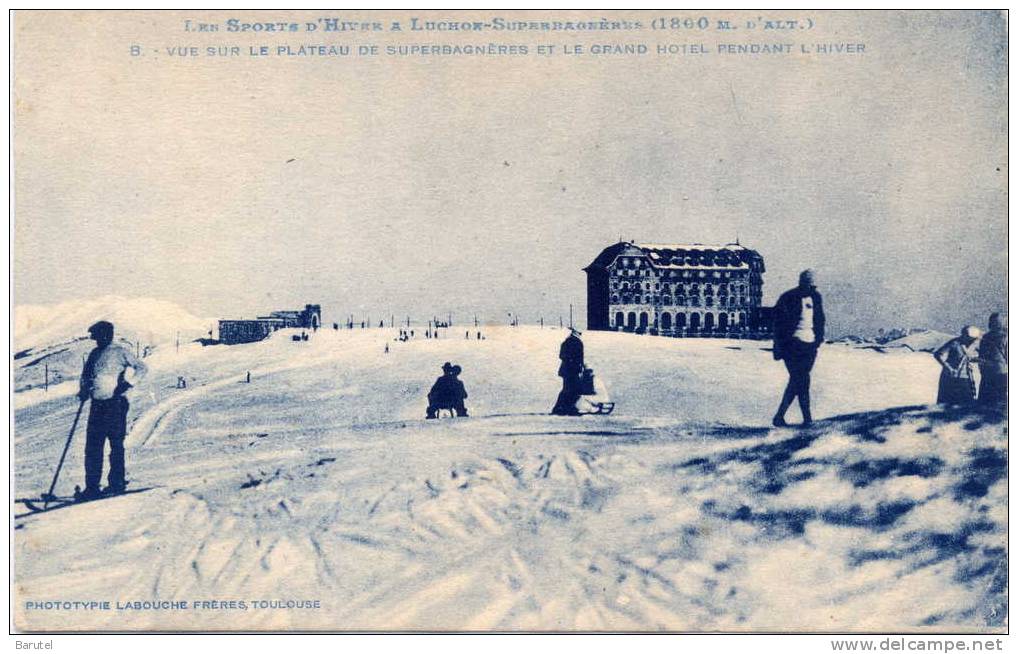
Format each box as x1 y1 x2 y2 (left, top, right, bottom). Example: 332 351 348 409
12 327 1007 631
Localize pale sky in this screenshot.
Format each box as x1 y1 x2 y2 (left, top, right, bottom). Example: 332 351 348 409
13 10 1007 336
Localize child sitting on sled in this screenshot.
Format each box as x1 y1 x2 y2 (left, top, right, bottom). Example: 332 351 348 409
574 367 614 415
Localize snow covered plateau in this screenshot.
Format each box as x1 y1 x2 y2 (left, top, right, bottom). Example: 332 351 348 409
12 319 1007 632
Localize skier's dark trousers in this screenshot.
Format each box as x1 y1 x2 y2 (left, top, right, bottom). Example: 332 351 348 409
78 321 147 499
772 270 825 427
552 329 585 416
85 396 129 493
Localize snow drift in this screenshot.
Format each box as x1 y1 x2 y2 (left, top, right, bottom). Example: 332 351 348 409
883 330 955 353
12 327 1006 632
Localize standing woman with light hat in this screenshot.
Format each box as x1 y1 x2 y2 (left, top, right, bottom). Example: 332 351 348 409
934 325 981 404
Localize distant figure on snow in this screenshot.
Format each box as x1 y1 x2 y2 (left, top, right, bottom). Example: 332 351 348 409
552 328 585 416
771 269 825 427
934 325 981 404
426 362 469 418
977 312 1007 408
77 320 148 500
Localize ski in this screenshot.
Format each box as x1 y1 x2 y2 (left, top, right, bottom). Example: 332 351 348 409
14 487 154 518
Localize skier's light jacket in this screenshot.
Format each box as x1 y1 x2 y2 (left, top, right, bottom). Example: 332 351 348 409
80 344 148 401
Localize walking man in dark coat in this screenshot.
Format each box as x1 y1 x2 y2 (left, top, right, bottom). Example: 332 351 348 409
772 270 825 427
552 328 585 416
77 320 147 499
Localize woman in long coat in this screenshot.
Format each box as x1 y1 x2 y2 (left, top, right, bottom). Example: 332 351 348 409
977 312 1008 407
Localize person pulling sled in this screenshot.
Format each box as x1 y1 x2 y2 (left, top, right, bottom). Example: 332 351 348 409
552 328 586 416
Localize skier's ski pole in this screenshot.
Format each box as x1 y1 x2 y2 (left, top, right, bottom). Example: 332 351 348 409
42 399 86 509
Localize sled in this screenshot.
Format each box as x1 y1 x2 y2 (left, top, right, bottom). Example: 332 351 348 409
428 408 467 419
576 366 614 415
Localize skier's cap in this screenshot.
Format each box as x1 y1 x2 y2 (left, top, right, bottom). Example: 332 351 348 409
88 320 114 337
441 361 453 371
799 269 816 286
963 325 981 339
451 365 462 375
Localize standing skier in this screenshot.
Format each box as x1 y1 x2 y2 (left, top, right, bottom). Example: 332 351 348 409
552 328 585 416
771 270 825 427
77 321 147 499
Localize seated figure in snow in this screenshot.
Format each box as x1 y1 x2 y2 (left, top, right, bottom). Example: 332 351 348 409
574 367 614 415
426 362 469 418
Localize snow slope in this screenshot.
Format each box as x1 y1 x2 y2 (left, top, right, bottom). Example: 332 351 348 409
12 296 214 396
11 328 1006 632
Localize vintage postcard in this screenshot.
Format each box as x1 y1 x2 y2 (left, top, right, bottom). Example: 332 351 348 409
11 10 1007 633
